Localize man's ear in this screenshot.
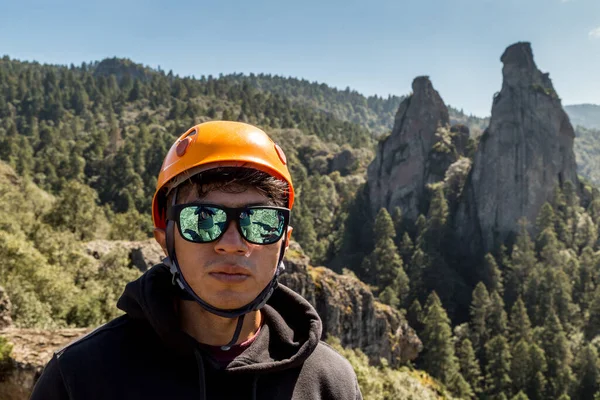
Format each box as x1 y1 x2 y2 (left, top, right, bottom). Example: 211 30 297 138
153 228 168 256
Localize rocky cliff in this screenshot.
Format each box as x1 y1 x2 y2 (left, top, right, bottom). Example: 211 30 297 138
280 242 422 366
455 42 579 255
367 76 468 223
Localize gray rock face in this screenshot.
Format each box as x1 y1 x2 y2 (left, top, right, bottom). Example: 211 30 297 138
455 42 579 255
367 76 450 222
280 242 422 366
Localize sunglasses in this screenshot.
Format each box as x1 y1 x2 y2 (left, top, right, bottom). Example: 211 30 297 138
167 203 290 245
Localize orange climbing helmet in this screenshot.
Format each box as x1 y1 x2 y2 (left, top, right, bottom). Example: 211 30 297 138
152 121 295 230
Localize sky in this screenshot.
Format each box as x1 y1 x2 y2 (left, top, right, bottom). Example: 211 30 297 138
1 0 599 117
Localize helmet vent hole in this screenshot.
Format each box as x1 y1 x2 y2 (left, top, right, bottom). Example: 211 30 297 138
176 137 191 157
182 128 197 139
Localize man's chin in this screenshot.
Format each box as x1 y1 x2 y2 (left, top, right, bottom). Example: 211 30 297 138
202 291 258 311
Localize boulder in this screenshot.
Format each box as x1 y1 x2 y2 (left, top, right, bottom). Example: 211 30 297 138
84 239 164 272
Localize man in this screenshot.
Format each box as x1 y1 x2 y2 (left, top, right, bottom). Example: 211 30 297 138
31 121 362 399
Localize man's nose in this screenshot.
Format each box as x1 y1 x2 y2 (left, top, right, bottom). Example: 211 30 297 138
214 220 251 255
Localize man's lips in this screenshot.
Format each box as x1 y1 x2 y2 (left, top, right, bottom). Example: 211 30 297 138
208 265 252 283
209 264 252 275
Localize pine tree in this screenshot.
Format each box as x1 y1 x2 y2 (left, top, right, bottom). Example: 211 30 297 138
511 339 531 395
527 344 547 400
425 185 448 251
523 267 544 326
541 310 574 399
576 246 596 312
487 291 508 338
421 292 464 390
573 344 600 400
484 335 512 400
505 219 537 307
399 232 414 265
509 297 532 344
363 208 409 304
448 373 474 399
585 288 600 340
414 214 427 248
483 253 504 295
535 203 556 241
538 227 562 269
456 337 482 395
552 269 575 328
374 208 395 243
470 282 491 355
511 391 529 400
408 247 428 302
555 183 578 248
391 268 410 306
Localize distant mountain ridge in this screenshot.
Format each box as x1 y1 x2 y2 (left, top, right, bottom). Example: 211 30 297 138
224 73 489 137
87 57 490 137
565 104 600 130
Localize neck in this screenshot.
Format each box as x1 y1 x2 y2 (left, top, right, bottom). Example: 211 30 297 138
179 300 262 347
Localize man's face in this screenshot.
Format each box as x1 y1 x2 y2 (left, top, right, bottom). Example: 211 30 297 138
171 186 290 309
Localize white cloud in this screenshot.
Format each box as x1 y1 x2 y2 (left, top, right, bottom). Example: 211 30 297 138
590 27 600 39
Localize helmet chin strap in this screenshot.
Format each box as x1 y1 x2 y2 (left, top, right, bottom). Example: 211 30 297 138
164 187 287 351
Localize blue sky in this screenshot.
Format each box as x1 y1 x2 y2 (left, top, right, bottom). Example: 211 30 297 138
1 0 599 117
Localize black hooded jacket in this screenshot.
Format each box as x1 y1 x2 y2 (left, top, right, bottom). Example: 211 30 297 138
30 264 362 399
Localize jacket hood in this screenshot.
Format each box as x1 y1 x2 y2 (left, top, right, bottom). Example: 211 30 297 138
116 263 323 373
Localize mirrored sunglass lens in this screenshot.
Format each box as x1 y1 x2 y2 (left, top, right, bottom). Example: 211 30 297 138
180 206 227 242
242 209 285 244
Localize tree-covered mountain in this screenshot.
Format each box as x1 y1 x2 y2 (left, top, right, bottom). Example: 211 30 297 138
223 70 490 138
2 47 600 400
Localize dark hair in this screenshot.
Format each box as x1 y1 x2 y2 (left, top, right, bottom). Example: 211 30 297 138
164 167 289 214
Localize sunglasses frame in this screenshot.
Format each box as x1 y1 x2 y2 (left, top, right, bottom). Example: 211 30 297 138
167 202 291 245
